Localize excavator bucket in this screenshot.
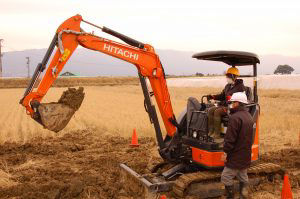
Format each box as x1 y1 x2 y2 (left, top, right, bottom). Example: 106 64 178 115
38 87 85 132
38 103 76 132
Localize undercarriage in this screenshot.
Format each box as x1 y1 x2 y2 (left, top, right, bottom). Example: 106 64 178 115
120 162 282 198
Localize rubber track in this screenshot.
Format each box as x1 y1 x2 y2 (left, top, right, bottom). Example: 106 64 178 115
172 163 281 198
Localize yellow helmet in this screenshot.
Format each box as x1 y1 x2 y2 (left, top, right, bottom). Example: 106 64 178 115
226 67 240 76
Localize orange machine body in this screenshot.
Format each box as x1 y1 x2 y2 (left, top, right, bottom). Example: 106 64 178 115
192 118 260 167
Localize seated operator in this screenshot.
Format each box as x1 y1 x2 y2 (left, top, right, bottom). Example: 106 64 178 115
207 67 246 141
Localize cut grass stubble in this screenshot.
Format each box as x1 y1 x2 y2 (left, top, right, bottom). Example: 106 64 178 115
0 86 299 154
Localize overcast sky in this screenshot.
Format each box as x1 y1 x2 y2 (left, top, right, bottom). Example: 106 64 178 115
1 0 300 56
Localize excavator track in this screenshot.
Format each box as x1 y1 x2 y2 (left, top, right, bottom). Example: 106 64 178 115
172 162 282 198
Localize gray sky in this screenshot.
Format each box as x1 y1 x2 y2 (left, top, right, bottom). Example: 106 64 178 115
1 0 300 56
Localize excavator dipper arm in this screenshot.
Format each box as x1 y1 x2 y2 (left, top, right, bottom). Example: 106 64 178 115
20 15 177 145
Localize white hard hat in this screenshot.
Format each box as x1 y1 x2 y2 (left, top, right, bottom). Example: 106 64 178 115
229 92 248 104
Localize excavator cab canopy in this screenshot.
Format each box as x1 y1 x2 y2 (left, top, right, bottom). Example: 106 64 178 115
192 50 260 66
192 50 260 103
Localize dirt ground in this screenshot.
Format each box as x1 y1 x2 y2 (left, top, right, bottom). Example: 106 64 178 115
0 129 299 199
0 129 160 199
0 85 299 198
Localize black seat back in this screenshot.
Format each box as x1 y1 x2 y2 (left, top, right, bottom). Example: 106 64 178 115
245 86 253 102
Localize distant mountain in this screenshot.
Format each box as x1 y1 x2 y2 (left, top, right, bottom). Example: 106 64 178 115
2 48 299 77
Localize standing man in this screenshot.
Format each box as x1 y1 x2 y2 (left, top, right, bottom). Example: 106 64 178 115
221 92 254 199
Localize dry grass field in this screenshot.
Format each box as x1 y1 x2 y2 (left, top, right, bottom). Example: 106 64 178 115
0 83 299 198
0 77 139 89
1 86 299 153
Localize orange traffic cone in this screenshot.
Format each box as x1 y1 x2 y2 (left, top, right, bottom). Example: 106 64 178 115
130 128 139 147
281 173 293 199
160 195 167 199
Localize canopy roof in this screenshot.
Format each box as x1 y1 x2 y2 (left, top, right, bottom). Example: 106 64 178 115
192 50 260 66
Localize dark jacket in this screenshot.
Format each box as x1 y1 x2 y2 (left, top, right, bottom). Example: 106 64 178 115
224 106 254 170
213 79 245 105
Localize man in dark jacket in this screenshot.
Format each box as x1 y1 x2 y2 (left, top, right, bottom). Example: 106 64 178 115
221 92 254 199
207 67 246 140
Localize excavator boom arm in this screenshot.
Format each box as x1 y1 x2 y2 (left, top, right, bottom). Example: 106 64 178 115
20 15 177 142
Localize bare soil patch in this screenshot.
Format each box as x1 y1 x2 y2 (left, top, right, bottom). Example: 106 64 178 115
0 129 299 198
58 87 85 111
0 129 159 199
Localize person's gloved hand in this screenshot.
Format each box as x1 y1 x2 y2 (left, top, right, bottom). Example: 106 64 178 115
207 95 214 100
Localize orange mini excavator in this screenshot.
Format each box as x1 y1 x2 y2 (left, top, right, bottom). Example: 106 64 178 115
20 15 282 198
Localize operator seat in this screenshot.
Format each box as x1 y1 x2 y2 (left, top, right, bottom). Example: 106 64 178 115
245 86 253 102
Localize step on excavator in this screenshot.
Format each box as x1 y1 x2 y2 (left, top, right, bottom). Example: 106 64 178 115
20 15 282 198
